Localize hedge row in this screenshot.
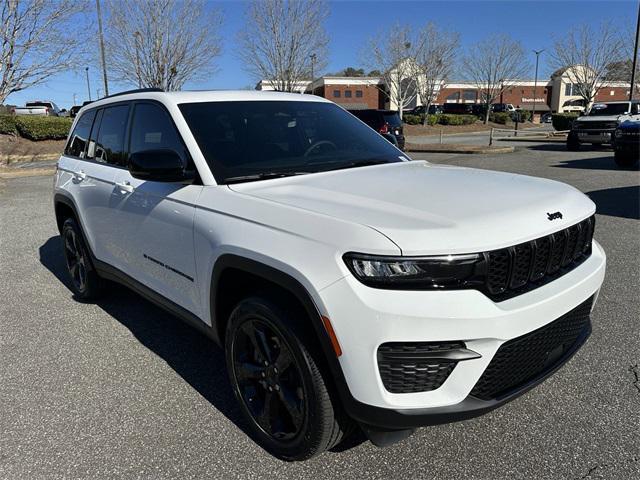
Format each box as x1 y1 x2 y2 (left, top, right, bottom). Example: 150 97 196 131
552 113 578 131
403 113 477 126
0 114 73 140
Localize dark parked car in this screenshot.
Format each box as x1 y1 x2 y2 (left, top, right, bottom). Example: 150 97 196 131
410 104 443 115
613 119 640 168
348 109 405 150
69 101 93 118
541 113 553 123
441 103 474 115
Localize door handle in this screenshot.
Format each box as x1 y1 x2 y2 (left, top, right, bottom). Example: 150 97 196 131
115 180 134 193
73 170 86 182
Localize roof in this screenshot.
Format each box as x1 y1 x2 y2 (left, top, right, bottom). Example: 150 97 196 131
81 89 331 111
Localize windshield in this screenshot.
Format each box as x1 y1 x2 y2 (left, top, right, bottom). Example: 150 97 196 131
383 112 402 127
588 103 629 116
179 101 404 184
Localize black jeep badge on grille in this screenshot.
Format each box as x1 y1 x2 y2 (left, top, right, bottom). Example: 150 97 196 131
547 211 563 221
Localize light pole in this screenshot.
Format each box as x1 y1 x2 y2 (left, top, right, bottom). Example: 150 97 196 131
73 93 78 106
309 53 316 94
96 0 109 96
629 1 640 101
532 49 544 123
134 31 142 88
85 67 92 101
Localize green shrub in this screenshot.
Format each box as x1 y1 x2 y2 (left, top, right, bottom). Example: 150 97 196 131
518 109 531 121
551 113 578 131
0 114 17 135
438 114 476 126
402 114 423 125
425 114 440 126
14 115 73 141
489 112 512 125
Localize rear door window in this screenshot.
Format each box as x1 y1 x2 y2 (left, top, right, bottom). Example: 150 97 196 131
90 105 130 166
65 110 97 158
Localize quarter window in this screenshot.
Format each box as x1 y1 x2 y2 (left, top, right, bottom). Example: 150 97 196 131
129 103 188 163
90 105 130 166
65 110 97 158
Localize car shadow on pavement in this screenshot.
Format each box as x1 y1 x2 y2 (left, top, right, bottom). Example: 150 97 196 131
552 156 638 171
587 185 640 220
38 236 368 455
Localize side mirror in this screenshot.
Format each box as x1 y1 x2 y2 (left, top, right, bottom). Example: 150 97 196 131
128 149 194 182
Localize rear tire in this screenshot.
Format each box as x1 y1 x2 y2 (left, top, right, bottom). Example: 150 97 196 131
225 296 352 461
61 218 102 301
614 150 639 168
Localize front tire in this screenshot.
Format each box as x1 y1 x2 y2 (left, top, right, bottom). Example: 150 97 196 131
225 296 351 461
61 218 102 300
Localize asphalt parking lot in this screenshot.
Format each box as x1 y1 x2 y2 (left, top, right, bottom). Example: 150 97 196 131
0 142 638 479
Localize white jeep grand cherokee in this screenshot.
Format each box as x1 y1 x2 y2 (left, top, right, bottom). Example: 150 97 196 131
53 89 606 460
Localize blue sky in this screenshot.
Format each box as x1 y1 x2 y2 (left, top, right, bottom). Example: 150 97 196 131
7 0 637 108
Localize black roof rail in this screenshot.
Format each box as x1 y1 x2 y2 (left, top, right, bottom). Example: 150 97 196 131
102 88 164 100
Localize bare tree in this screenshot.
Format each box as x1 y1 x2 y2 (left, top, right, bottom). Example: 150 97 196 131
550 22 624 108
413 23 459 125
364 24 419 119
106 0 222 91
0 0 89 104
238 0 329 93
462 34 529 124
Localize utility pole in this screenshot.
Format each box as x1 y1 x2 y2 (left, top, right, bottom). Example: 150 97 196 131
73 93 78 106
309 53 316 94
532 49 544 123
629 1 640 101
85 67 92 101
96 0 109 96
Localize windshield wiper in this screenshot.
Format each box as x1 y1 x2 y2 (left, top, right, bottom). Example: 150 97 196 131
320 159 389 172
224 171 309 184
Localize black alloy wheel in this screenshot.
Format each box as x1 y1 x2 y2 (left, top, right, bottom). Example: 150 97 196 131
231 318 306 440
61 218 102 300
225 297 353 460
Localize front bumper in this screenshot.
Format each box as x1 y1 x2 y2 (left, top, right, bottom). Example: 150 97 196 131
319 240 606 428
573 129 615 144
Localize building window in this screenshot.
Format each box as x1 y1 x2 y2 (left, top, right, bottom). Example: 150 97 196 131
445 91 460 102
564 83 583 96
333 90 340 98
345 90 352 98
610 90 615 96
462 89 476 102
355 90 363 98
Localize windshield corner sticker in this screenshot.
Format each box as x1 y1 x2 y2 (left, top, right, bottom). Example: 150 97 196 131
547 212 563 221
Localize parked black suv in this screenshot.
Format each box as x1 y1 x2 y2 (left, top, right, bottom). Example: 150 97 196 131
409 104 443 115
613 119 640 168
441 103 474 115
348 109 405 150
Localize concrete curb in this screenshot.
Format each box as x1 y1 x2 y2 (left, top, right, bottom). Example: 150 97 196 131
406 144 515 154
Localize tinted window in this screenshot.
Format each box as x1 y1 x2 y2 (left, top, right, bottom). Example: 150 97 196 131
89 105 129 166
383 112 401 127
65 109 97 157
129 103 188 164
179 101 402 184
588 103 630 116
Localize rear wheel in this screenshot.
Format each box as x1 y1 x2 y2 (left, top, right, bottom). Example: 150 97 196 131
614 150 639 168
225 296 352 460
61 218 102 300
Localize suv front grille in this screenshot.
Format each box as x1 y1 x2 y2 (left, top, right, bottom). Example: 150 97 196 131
484 216 594 301
470 296 593 400
575 121 618 130
377 342 464 393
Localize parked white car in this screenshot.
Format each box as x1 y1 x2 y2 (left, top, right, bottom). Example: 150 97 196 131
13 100 61 116
54 89 606 460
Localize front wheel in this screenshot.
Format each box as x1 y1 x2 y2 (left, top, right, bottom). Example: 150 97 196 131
225 296 352 461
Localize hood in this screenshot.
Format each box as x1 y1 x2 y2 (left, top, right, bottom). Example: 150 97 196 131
229 161 595 255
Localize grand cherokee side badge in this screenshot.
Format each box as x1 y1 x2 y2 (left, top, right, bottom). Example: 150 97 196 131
547 212 563 221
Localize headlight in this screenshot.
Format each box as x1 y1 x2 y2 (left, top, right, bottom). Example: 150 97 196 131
615 129 623 138
343 252 486 289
